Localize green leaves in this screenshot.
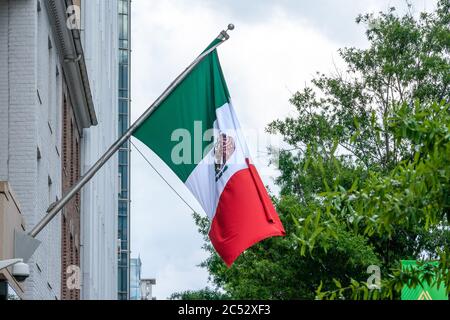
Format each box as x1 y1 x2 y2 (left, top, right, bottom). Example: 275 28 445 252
316 101 450 298
169 287 231 300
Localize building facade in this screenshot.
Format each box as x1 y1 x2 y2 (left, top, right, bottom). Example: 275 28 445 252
0 0 119 300
79 0 119 300
0 0 97 300
140 278 157 300
117 0 131 301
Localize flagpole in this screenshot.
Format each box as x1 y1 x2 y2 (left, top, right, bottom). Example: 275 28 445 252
28 25 235 238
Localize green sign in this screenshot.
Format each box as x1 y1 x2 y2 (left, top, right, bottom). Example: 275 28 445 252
401 260 448 300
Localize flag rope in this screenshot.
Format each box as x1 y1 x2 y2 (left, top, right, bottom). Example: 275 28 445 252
130 140 198 214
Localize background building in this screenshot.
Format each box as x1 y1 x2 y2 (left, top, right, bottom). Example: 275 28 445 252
117 0 132 301
79 0 119 300
130 257 141 300
140 278 157 300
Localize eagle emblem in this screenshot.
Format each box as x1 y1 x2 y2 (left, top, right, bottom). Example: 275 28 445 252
214 133 236 180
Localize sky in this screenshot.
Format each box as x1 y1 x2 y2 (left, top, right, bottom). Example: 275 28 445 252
130 0 437 299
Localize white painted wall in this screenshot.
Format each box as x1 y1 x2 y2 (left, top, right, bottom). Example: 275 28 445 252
0 0 62 300
79 0 119 300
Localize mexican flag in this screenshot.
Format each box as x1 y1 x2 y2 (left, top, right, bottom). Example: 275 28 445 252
133 39 285 266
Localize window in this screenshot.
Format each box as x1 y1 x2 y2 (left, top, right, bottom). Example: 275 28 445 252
119 89 128 99
119 50 129 64
119 64 128 91
118 114 128 135
119 100 128 114
119 150 128 165
119 0 128 14
119 216 128 240
119 17 129 48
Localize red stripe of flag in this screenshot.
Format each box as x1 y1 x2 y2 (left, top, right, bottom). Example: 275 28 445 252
209 163 286 267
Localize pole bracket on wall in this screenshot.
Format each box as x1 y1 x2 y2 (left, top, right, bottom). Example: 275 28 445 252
14 230 41 263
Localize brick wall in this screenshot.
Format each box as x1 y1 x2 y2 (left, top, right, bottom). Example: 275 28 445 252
61 86 81 300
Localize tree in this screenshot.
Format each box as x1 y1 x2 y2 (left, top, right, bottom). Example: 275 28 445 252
173 0 450 300
169 287 231 300
316 100 450 299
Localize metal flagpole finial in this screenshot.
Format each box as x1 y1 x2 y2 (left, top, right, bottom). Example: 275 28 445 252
219 23 235 41
227 24 235 31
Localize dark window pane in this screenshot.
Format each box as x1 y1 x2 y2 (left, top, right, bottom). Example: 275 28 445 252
119 0 128 14
119 100 128 113
119 15 128 41
119 150 128 165
119 266 127 290
119 216 127 239
120 50 128 64
119 114 128 134
119 89 128 98
119 200 128 211
119 65 128 90
119 39 128 49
